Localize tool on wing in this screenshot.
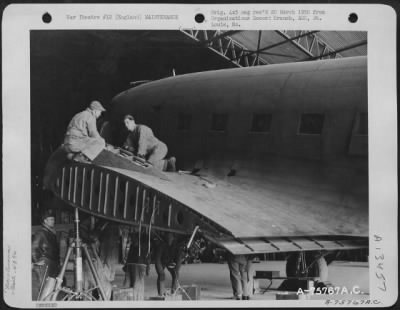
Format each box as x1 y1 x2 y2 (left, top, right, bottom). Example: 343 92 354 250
95 145 170 181
116 147 151 167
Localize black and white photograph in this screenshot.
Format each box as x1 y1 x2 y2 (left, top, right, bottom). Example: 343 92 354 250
31 28 370 302
2 4 398 308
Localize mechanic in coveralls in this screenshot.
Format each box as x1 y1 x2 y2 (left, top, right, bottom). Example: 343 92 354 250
63 100 106 163
122 114 176 171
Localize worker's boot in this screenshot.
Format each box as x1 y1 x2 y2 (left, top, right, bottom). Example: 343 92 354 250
166 157 176 172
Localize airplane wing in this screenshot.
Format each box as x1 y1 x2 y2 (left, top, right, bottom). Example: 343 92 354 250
45 149 368 255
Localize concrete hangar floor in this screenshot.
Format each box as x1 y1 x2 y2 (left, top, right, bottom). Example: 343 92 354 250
64 260 369 301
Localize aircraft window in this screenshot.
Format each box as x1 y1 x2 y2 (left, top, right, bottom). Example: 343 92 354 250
211 113 228 132
356 112 368 135
298 113 325 134
178 113 192 131
251 113 272 132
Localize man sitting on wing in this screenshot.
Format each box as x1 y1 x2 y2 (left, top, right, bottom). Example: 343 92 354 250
63 100 106 163
122 114 176 172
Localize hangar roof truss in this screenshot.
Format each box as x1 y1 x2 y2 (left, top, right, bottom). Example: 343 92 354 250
181 29 367 67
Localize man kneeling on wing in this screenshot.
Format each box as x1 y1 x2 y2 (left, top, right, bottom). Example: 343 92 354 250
122 114 176 172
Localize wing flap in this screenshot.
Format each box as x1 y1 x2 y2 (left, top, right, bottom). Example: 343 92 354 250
217 236 368 255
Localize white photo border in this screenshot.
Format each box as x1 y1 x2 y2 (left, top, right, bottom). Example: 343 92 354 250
2 3 398 308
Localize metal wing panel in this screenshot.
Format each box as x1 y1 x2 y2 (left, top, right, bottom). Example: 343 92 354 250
112 165 368 238
48 157 368 255
217 237 368 255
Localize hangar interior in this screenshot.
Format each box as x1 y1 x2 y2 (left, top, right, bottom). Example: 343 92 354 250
30 30 369 301
31 29 367 217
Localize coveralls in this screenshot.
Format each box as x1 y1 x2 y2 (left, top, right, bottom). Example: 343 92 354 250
123 124 168 170
31 224 60 300
227 253 252 299
63 108 105 160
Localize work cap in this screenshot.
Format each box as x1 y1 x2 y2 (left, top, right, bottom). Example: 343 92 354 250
41 208 55 221
89 100 106 112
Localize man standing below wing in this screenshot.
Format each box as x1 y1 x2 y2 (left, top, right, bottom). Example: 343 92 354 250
154 232 185 296
123 114 176 172
31 209 60 300
227 253 252 300
63 100 107 163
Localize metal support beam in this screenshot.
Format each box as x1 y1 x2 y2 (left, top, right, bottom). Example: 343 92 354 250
276 30 342 60
180 29 268 67
255 30 262 65
249 30 320 58
201 30 242 45
302 40 367 61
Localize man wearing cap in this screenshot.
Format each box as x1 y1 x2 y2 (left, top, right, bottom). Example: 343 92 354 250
63 100 106 163
123 114 176 171
32 209 60 300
